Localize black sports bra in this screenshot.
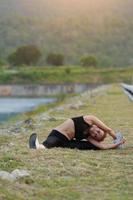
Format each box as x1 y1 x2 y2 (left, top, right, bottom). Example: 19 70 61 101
71 116 92 141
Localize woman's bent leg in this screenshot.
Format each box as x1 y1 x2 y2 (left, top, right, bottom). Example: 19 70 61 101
42 130 69 148
29 133 46 149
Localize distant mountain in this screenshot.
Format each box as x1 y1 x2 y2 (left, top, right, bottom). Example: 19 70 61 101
0 0 133 66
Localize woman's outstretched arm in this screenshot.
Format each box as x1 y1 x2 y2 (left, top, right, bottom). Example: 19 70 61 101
84 115 116 139
87 137 125 150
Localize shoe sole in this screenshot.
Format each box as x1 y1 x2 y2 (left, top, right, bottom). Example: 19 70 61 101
29 133 37 149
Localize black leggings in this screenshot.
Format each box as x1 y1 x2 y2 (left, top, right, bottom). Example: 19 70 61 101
43 130 100 150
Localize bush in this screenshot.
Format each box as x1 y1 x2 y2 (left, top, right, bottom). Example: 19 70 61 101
65 67 71 74
80 55 98 67
46 53 64 66
0 59 6 67
7 45 41 66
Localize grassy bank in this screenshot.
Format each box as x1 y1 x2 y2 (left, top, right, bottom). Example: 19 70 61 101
0 84 133 200
0 66 133 84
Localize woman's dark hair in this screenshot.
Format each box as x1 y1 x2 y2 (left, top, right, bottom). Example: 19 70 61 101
83 126 93 137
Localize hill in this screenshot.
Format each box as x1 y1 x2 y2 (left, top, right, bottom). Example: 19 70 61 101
0 0 133 66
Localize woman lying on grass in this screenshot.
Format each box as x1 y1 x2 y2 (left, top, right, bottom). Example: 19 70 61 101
29 115 125 150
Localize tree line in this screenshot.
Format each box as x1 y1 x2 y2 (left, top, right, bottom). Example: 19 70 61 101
6 45 98 67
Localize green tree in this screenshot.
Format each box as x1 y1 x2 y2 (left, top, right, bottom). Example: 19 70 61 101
7 45 41 66
80 55 98 67
46 53 64 66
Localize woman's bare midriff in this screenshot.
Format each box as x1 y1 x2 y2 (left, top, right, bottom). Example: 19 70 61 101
54 119 75 140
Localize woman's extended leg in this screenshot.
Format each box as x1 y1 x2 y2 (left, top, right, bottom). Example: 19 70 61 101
29 132 100 150
65 140 100 150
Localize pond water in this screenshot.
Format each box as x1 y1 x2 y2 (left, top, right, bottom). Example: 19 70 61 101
0 97 56 123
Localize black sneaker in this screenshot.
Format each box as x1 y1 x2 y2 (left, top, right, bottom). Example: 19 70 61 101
29 133 37 149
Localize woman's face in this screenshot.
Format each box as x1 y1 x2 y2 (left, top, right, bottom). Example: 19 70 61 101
89 125 105 141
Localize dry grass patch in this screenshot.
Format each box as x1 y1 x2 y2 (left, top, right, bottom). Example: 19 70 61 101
0 84 133 200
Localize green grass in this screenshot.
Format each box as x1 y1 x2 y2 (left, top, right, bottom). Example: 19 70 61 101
0 84 133 200
0 66 133 84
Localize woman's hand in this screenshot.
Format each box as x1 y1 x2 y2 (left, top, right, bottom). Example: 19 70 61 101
118 138 126 145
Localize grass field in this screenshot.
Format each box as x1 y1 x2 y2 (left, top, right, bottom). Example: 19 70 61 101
0 66 133 84
0 84 133 200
